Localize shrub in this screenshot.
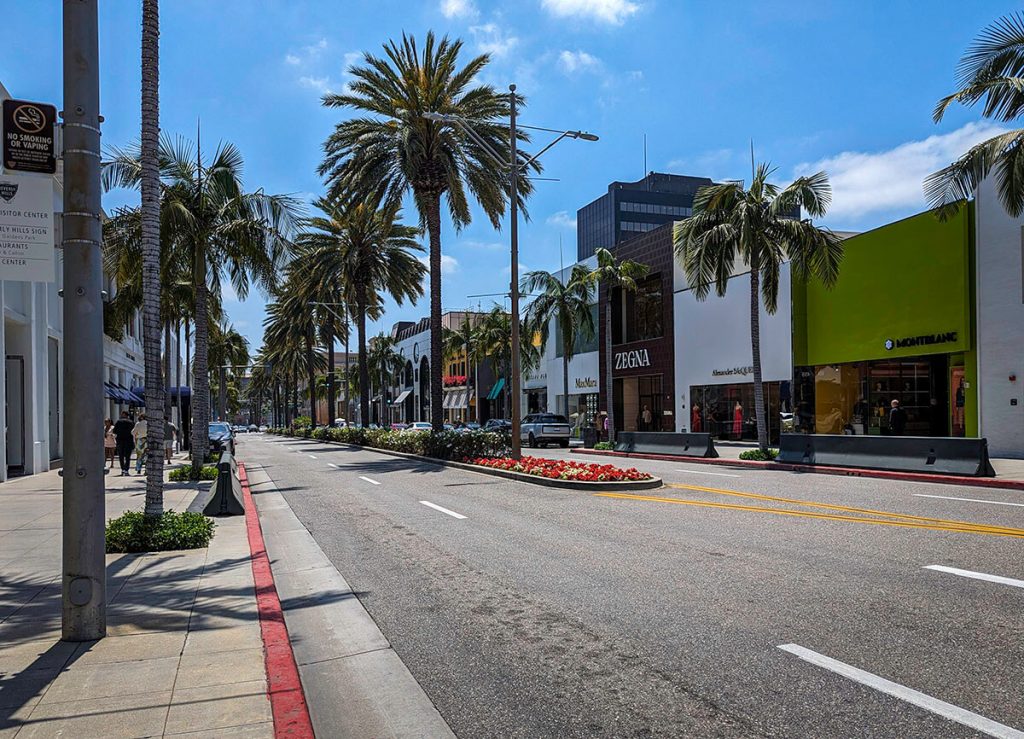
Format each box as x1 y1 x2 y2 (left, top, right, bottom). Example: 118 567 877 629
292 415 312 429
106 510 216 553
593 441 613 450
169 464 218 482
739 448 779 461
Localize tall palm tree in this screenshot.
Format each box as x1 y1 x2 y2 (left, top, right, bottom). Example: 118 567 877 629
367 334 405 425
473 305 541 420
103 135 301 472
318 32 535 431
673 163 843 452
523 265 595 420
927 13 1024 216
208 320 249 422
586 249 649 443
443 313 479 421
295 197 425 428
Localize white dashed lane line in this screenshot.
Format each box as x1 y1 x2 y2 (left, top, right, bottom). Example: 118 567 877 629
778 644 1024 739
924 565 1024 590
673 469 740 478
420 501 466 519
327 463 339 469
359 475 381 485
914 493 1024 508
308 454 317 459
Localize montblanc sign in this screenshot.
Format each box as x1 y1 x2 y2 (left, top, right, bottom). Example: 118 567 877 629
614 348 651 370
884 332 958 351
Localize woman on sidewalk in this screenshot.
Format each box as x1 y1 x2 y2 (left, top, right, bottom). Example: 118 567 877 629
103 418 116 468
133 413 148 474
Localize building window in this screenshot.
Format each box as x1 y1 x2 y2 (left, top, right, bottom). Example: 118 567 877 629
555 304 599 358
627 275 663 342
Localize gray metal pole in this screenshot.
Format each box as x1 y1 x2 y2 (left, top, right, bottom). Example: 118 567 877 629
61 0 106 641
508 84 522 460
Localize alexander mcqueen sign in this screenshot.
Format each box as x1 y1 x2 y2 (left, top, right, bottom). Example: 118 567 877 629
614 348 651 370
712 366 753 377
884 331 958 351
2 99 57 174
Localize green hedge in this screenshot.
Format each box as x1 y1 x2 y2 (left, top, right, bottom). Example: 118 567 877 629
106 510 216 553
593 441 613 450
738 448 779 461
268 426 510 461
169 464 218 482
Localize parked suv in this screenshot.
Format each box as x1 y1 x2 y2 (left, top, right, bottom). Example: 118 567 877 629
521 413 571 448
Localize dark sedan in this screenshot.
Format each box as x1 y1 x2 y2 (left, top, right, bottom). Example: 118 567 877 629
208 422 235 456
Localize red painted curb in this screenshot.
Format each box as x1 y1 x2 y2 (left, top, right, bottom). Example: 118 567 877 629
571 448 1024 491
239 463 315 738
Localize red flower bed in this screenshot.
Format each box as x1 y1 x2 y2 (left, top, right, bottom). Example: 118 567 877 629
469 456 652 482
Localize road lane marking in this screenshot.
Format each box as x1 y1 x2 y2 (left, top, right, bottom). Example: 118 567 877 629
308 454 317 459
664 483 1024 535
914 493 1024 508
595 493 1024 539
777 644 1024 739
674 469 741 478
420 501 466 519
924 565 1024 590
359 476 380 485
327 463 339 469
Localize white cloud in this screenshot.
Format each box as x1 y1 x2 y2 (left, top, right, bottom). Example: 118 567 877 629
298 75 331 94
419 254 460 275
284 54 301 66
460 239 505 250
794 121 1009 221
558 49 602 74
470 23 519 58
441 0 478 19
541 0 640 25
546 210 577 228
666 148 737 180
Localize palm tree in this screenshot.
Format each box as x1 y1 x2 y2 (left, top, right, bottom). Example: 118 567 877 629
103 135 301 473
523 266 595 420
294 197 425 428
208 320 249 422
139 0 163 512
927 13 1024 216
586 248 649 443
442 313 479 421
367 334 405 425
673 163 843 452
318 32 535 431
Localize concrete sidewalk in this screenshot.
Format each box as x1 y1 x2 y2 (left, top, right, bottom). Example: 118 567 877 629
0 458 273 738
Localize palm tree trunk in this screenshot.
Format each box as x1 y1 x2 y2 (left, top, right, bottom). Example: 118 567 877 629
184 319 190 451
218 366 227 423
305 326 317 427
291 372 298 424
750 268 768 453
174 319 181 432
562 348 570 420
604 297 615 443
140 0 164 511
344 323 350 423
357 297 370 427
163 320 172 423
192 258 210 472
326 315 336 425
425 194 444 431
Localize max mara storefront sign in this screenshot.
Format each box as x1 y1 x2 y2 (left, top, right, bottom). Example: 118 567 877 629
614 348 651 370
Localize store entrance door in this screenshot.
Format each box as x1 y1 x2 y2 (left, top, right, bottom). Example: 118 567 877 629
613 375 663 432
6 356 25 476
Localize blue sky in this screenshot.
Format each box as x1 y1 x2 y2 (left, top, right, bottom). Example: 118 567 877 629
1 0 1012 350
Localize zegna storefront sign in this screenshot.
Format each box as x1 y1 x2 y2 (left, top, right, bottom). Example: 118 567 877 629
884 331 958 351
614 348 651 370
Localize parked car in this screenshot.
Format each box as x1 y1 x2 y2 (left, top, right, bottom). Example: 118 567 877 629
390 423 408 431
208 422 235 455
404 422 433 433
521 413 571 448
456 422 481 433
333 418 348 428
248 424 258 432
232 425 248 434
482 418 512 432
258 425 268 432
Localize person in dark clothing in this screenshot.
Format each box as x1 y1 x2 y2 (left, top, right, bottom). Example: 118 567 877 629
888 399 908 436
112 411 135 475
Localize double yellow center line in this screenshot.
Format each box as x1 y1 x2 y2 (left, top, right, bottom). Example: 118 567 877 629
595 483 1024 539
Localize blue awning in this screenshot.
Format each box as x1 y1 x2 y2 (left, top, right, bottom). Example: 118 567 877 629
486 377 505 401
120 385 145 406
103 382 120 401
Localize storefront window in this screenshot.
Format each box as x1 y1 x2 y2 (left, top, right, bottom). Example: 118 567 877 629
690 382 782 442
554 304 599 357
613 375 664 432
627 275 662 343
556 392 599 438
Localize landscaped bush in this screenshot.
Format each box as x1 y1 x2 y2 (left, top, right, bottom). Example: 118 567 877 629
106 510 216 553
169 464 218 482
470 456 652 482
276 424 511 463
738 448 779 461
593 441 614 450
292 415 312 429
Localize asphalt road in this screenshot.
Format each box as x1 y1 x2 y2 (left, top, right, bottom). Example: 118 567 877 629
238 433 1024 738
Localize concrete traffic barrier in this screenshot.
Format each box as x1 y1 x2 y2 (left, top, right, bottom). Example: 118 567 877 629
614 432 719 458
776 434 997 477
203 451 245 515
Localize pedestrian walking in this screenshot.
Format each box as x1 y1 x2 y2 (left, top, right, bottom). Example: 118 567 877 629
164 418 177 464
133 413 148 474
888 399 907 436
103 418 116 468
112 411 135 475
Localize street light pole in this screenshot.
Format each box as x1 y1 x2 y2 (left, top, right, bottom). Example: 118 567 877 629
508 85 523 460
61 0 106 641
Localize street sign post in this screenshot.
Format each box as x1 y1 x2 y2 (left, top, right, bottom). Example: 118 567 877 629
2 99 57 174
0 173 55 282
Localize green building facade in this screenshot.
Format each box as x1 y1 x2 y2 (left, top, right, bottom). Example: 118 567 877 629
791 204 977 437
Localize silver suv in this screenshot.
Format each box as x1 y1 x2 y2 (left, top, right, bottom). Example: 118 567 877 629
521 413 571 448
